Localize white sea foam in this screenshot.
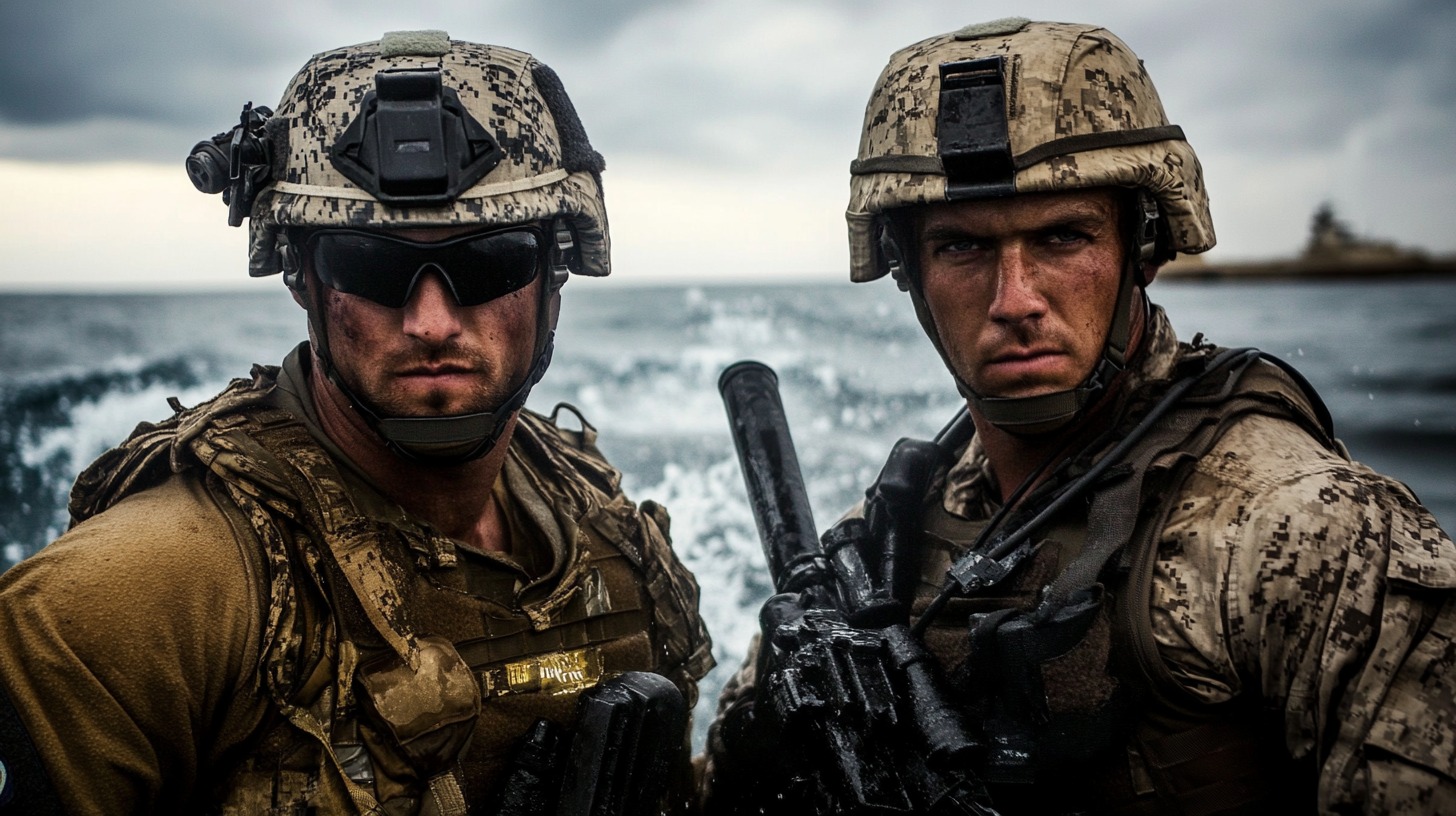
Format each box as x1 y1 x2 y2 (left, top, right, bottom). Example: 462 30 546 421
20 383 220 471
627 454 772 748
15 380 228 545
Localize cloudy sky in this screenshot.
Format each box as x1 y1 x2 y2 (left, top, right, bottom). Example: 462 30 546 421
1 0 1452 291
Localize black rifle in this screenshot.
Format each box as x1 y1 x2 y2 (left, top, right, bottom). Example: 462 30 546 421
716 361 997 816
493 671 688 816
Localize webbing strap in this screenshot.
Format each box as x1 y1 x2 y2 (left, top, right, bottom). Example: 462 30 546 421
1024 348 1268 614
1038 407 1205 615
455 610 647 669
1013 126 1187 171
246 418 426 668
846 125 1187 177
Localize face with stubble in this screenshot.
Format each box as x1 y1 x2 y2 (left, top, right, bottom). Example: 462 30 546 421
913 188 1127 400
312 226 540 418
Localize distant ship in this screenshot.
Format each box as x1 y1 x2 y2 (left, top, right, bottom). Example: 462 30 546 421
1161 203 1456 280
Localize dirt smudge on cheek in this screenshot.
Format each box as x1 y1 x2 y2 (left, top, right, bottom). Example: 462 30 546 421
325 290 373 346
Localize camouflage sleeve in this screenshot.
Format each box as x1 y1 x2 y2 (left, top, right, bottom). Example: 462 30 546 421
1155 413 1456 813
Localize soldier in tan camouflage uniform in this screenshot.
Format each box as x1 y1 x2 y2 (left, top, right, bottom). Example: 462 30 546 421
0 31 712 815
701 19 1455 815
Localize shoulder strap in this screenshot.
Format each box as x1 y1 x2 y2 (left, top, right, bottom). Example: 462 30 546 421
523 403 623 499
1226 353 1337 450
1040 346 1338 616
1042 346 1333 614
66 375 272 525
523 404 715 685
230 408 435 670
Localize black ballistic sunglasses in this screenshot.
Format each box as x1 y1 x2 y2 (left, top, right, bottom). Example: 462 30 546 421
306 226 543 308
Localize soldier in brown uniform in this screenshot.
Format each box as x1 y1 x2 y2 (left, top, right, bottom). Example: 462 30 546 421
0 31 713 815
701 18 1456 815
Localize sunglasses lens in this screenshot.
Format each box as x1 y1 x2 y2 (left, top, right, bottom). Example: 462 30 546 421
311 232 412 306
441 231 540 306
310 229 542 308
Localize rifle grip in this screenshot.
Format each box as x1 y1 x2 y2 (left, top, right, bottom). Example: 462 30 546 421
821 520 904 629
557 672 688 816
883 625 979 768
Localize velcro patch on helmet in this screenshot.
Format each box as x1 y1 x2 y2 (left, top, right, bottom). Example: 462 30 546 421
532 63 605 175
938 57 1015 199
380 29 451 57
954 17 1031 41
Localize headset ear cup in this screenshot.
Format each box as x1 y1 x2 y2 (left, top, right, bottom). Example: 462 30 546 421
1153 215 1175 268
1128 189 1165 287
877 220 911 292
549 217 579 290
279 238 307 294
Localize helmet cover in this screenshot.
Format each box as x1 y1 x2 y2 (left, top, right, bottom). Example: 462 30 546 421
248 30 609 278
847 18 1213 281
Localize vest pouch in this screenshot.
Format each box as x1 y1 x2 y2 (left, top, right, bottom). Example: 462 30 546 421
355 636 481 811
968 587 1130 784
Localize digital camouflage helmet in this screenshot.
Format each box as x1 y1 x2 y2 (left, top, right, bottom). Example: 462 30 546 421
847 19 1214 433
188 30 607 461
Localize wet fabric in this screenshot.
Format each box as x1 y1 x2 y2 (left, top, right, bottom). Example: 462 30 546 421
0 346 712 815
702 306 1456 814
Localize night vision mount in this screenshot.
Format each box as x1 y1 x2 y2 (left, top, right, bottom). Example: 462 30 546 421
330 67 502 206
938 56 1015 200
186 102 274 227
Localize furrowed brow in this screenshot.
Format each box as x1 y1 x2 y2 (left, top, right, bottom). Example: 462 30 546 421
919 222 983 243
1038 212 1110 235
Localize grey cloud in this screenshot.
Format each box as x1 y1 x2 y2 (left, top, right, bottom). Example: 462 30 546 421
1129 0 1456 154
0 1 303 127
571 61 861 171
498 0 680 48
0 0 676 162
2 0 1452 260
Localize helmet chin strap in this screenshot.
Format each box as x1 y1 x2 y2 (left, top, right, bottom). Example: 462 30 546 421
891 190 1157 438
966 267 1136 437
349 339 553 463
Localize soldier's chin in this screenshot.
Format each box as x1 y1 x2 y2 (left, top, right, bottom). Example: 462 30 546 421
975 379 1071 401
384 389 520 420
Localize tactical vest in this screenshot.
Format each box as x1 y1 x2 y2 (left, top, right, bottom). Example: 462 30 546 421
910 348 1336 815
68 366 712 815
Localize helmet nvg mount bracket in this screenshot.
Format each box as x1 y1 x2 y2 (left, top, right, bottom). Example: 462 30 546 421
847 18 1214 435
328 66 504 206
187 30 610 463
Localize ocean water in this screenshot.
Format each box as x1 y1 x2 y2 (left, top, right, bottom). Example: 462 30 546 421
3 278 1454 749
